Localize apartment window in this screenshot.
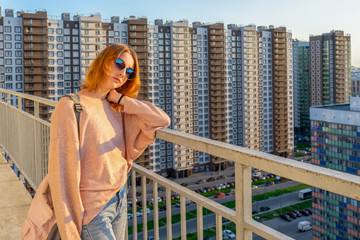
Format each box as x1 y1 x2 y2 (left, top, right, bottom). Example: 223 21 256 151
72 29 78 35
57 59 63 65
5 59 12 65
64 29 70 35
16 83 22 89
58 74 63 80
72 36 79 42
121 31 127 37
15 43 22 49
5 75 12 81
64 44 70 50
5 34 11 41
15 67 22 73
73 74 79 80
5 51 11 57
57 52 63 57
5 42 11 49
73 44 79 50
64 74 71 80
56 29 62 34
16 75 22 81
5 26 11 32
6 67 12 73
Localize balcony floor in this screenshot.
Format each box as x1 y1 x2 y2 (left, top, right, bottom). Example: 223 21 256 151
0 155 32 240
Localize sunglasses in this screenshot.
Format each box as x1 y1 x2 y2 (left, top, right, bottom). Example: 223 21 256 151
114 58 136 80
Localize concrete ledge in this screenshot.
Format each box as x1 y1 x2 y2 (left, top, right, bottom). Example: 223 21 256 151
0 154 32 240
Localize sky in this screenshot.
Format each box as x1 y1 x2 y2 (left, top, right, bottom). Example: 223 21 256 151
1 0 360 66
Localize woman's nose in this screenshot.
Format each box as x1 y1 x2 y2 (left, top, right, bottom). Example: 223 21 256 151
118 68 126 77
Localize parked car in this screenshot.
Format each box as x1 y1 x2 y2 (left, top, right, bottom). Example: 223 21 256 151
127 213 133 219
180 183 188 187
286 212 297 219
265 181 275 186
150 197 162 204
223 229 236 239
252 172 262 178
215 192 225 198
266 174 274 178
292 210 302 217
218 175 227 180
260 206 271 212
300 209 310 216
252 185 258 190
226 189 235 195
305 208 313 214
137 208 150 216
280 214 292 222
207 177 217 182
252 210 258 215
196 179 206 184
159 205 167 212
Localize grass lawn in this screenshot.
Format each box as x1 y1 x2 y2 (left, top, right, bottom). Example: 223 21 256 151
295 142 311 150
295 153 305 157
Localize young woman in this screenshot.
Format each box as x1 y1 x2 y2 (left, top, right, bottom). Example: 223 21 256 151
22 44 170 240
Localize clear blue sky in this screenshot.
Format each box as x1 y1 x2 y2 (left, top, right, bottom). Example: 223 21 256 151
1 0 360 66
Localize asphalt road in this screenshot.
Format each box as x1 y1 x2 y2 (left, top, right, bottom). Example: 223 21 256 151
253 215 313 240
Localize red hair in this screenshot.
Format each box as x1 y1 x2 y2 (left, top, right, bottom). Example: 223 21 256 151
81 44 140 101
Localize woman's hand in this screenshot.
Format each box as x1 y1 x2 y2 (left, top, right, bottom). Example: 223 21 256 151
106 89 122 104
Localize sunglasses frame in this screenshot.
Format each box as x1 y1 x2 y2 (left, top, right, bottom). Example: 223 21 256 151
114 58 135 80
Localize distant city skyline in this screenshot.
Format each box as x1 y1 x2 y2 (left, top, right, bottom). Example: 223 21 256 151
1 0 359 66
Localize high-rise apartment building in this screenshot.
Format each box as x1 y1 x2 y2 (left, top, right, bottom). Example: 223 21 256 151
310 31 351 106
1 9 24 106
293 39 310 134
310 95 360 240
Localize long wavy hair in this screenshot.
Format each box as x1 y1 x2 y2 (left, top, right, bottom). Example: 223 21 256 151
81 44 140 110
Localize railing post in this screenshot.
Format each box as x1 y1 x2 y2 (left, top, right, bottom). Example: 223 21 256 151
166 188 172 240
141 175 147 240
34 101 40 185
180 195 186 240
235 162 252 240
131 170 138 240
153 181 159 240
197 205 203 240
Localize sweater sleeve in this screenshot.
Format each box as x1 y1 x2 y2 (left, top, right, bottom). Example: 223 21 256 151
48 97 84 239
121 96 171 166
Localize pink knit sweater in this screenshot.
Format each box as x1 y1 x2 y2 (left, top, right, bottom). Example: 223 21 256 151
22 89 170 239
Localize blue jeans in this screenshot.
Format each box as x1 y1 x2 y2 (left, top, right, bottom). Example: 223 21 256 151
81 186 127 240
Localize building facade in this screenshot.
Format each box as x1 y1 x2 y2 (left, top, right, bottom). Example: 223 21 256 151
310 96 360 239
293 39 310 134
310 31 351 106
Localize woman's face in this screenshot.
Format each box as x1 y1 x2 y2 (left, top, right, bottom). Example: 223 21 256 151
102 52 135 91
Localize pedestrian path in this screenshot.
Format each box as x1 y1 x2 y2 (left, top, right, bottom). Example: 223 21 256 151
0 154 32 240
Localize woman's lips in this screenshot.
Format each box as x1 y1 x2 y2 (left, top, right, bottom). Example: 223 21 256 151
113 77 120 83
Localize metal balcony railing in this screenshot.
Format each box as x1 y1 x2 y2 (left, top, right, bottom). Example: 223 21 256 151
1 88 360 240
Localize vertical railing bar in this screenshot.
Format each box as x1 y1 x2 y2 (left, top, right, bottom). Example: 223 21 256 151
197 204 203 240
17 96 23 180
180 195 186 240
141 175 147 240
166 188 172 240
153 181 159 240
216 214 222 240
131 170 138 240
34 101 39 185
125 183 128 240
